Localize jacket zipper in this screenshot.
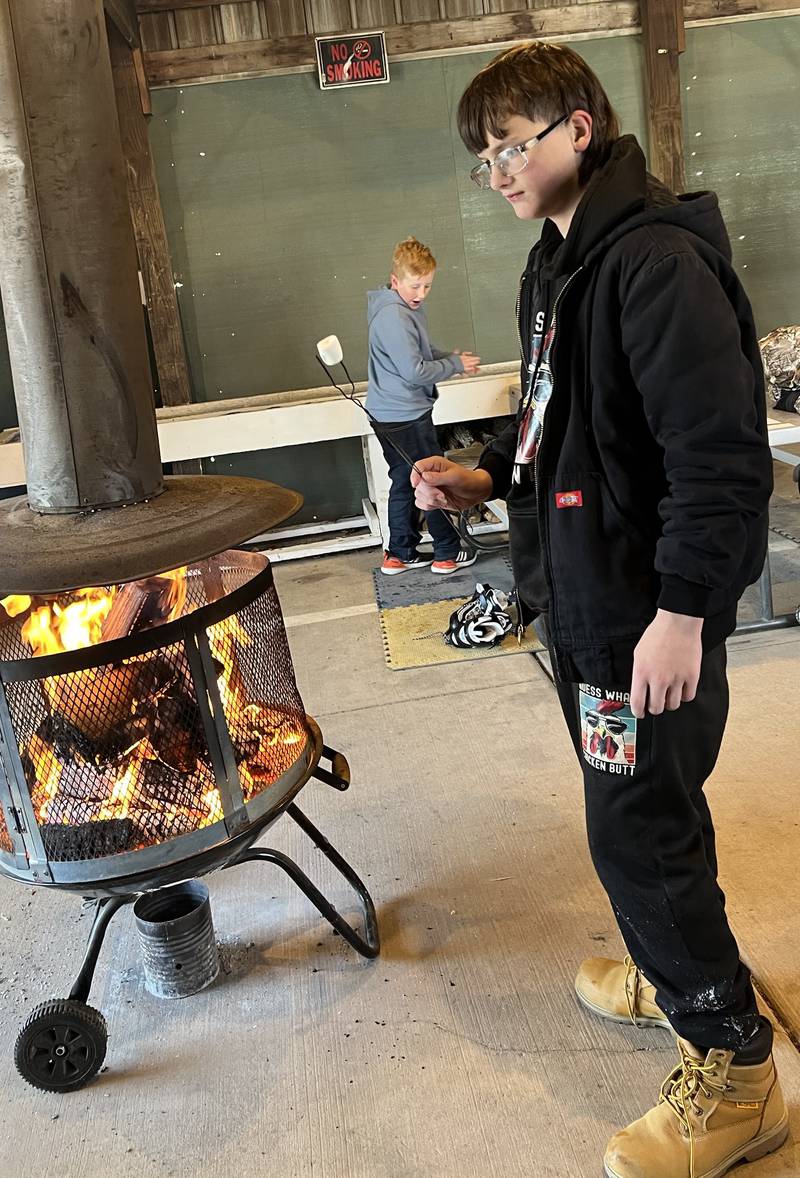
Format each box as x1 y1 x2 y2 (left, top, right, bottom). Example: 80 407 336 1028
515 265 584 641
515 273 525 364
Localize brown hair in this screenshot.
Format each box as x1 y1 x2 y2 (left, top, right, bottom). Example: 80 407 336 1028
392 236 436 278
457 41 620 184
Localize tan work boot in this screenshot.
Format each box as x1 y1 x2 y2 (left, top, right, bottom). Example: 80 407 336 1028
575 955 671 1029
604 1036 789 1177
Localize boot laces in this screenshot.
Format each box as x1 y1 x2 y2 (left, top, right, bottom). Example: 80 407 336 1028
659 1044 729 1178
623 954 644 1027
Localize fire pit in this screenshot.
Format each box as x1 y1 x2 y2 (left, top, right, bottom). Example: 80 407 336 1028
0 550 379 1092
0 0 379 1096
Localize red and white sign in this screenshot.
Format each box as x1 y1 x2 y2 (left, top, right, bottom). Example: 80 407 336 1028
315 32 390 90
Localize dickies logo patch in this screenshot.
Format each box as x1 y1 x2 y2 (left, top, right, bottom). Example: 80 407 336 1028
555 490 583 508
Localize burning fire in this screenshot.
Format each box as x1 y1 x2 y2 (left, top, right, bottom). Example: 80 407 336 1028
208 615 305 802
2 566 187 656
1 564 306 856
3 588 113 654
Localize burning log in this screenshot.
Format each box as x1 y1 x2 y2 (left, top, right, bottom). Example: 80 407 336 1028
42 663 140 743
0 593 37 627
33 772 109 826
101 581 157 642
147 693 205 774
41 818 136 860
139 809 201 842
140 758 195 803
230 705 307 789
39 651 181 757
40 711 129 766
200 558 225 605
101 574 187 642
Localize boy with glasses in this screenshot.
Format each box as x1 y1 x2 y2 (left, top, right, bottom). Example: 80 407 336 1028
413 41 784 1178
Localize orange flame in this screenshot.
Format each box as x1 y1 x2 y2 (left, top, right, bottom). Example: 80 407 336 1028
1 568 189 658
2 565 305 848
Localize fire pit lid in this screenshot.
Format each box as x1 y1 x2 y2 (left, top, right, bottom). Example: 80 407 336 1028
0 475 302 594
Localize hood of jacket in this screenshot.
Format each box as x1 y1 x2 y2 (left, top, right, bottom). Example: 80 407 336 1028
533 135 733 282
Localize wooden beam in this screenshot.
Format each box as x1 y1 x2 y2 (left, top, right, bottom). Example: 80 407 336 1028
140 0 800 87
640 0 685 193
135 0 800 72
137 0 800 12
104 0 140 44
142 3 641 83
684 0 800 17
107 20 201 474
132 44 152 112
138 0 221 10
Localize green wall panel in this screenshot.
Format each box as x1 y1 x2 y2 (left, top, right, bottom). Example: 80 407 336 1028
149 37 646 404
681 18 800 336
145 37 646 521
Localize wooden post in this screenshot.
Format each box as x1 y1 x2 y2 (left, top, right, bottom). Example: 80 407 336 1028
640 0 686 194
132 45 153 115
103 0 139 46
107 18 201 474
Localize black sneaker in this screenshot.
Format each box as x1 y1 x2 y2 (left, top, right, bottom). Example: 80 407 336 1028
380 552 432 576
430 550 478 576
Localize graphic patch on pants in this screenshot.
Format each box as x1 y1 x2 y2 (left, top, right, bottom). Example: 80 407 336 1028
578 686 637 776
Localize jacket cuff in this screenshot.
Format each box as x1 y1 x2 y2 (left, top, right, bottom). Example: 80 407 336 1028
657 574 714 617
477 450 512 500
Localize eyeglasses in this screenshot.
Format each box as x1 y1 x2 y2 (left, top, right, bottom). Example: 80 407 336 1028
469 115 570 189
585 711 628 736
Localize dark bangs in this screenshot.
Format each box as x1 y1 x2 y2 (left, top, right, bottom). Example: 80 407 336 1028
457 43 620 182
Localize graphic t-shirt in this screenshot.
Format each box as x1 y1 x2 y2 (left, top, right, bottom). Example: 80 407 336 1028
516 254 565 482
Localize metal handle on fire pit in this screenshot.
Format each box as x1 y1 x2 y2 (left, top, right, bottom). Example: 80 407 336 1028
312 745 351 792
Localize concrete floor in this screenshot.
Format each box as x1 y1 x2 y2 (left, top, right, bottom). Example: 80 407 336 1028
1 538 799 1176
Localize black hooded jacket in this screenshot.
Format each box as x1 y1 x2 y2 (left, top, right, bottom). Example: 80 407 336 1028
478 136 773 686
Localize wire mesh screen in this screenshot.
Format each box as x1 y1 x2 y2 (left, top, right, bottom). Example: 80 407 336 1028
4 642 222 862
0 803 13 855
0 551 309 870
0 551 264 664
207 579 309 803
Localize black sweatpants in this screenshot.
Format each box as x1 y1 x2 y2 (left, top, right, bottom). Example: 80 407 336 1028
555 642 770 1055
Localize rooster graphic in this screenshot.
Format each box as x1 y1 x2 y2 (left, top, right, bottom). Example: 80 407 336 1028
584 699 629 762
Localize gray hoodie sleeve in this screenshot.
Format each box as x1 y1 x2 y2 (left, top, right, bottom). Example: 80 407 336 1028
376 309 464 387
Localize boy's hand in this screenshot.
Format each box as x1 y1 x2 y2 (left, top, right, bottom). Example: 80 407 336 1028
630 609 703 719
411 457 492 512
459 351 481 375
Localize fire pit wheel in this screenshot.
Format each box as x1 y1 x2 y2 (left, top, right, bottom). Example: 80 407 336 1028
14 999 107 1093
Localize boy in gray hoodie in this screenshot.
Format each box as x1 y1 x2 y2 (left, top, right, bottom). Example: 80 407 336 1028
367 236 480 576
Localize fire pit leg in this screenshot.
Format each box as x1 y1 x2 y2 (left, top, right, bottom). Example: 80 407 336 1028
229 802 380 959
70 896 131 1004
13 896 130 1094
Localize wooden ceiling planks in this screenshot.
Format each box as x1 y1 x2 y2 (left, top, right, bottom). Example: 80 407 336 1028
351 0 401 28
140 2 639 79
218 1 263 41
